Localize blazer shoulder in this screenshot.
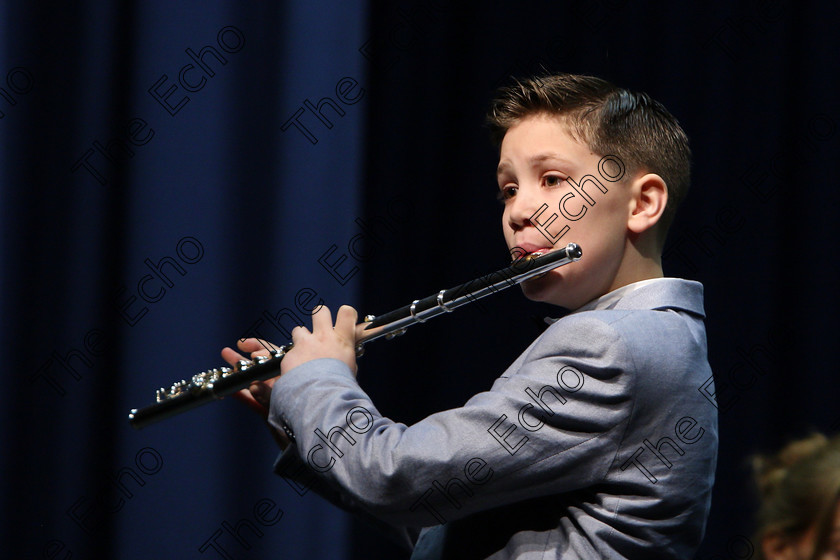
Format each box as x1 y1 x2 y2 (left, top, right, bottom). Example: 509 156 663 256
525 313 637 383
539 307 707 376
539 310 631 353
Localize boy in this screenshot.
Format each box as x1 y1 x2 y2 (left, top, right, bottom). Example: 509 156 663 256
223 74 718 559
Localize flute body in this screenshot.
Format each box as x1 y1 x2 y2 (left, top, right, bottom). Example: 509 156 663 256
128 243 582 429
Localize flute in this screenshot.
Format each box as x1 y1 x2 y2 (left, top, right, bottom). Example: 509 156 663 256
128 243 582 429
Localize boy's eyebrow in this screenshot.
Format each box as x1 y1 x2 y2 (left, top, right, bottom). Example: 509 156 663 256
496 161 512 178
497 153 577 177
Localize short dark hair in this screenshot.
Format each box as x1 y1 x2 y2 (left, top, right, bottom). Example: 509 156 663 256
486 74 691 242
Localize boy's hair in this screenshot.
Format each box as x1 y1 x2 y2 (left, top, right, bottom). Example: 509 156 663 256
486 74 691 243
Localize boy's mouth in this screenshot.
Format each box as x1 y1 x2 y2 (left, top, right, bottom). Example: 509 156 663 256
523 249 552 261
528 249 551 257
512 243 555 262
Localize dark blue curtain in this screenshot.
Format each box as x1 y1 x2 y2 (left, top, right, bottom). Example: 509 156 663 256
6 1 840 559
8 1 367 558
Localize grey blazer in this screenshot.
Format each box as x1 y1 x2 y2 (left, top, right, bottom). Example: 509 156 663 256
270 278 719 559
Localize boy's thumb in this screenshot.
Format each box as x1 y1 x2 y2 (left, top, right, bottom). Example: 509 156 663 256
249 382 271 408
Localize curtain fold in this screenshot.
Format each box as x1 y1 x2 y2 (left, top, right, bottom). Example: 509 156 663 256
7 1 367 558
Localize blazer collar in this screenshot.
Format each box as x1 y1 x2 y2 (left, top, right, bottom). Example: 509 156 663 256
544 278 706 325
576 277 706 318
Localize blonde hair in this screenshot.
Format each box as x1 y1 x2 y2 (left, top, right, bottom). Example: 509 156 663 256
752 432 840 560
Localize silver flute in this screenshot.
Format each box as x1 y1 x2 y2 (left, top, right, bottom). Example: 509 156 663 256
128 243 582 429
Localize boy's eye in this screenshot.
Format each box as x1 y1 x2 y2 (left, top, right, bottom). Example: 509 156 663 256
497 185 517 202
543 174 566 187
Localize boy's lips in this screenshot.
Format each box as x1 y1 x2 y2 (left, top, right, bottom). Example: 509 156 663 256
512 242 555 261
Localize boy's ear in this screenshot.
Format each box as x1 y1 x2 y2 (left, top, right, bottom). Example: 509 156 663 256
626 173 668 234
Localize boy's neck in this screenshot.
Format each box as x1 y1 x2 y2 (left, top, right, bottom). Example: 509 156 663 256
607 241 664 293
609 262 664 293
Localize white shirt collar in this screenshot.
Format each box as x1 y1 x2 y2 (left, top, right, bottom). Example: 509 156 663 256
544 278 671 324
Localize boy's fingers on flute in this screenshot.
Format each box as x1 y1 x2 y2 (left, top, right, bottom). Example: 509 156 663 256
310 304 333 334
221 346 246 366
237 337 280 355
336 305 358 340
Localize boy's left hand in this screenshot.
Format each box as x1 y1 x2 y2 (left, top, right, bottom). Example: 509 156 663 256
221 305 360 448
279 304 359 376
226 304 360 379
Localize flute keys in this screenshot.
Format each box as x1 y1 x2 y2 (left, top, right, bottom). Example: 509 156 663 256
269 343 292 359
190 368 229 388
385 328 407 340
234 359 253 372
157 380 188 401
191 372 207 387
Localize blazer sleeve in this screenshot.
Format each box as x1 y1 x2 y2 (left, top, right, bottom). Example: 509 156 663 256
268 313 637 529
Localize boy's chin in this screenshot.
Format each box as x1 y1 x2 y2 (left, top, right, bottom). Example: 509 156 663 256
519 272 594 310
520 275 572 307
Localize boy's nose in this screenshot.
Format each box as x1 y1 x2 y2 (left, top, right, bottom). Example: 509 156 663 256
507 188 542 230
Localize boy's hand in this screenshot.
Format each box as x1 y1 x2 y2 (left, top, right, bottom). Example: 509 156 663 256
220 305 360 449
280 304 359 376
